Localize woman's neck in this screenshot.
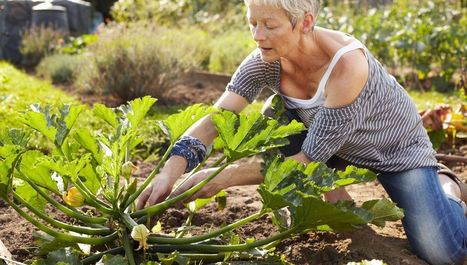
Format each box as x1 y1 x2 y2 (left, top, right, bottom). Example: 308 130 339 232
281 29 330 76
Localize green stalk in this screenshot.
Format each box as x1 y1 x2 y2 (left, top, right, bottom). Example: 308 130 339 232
122 229 136 265
147 210 266 245
5 197 118 245
12 192 112 236
19 173 108 224
176 252 269 263
175 213 194 239
81 247 124 265
74 179 113 214
131 163 230 218
120 212 137 229
124 142 175 209
209 155 226 168
148 226 300 253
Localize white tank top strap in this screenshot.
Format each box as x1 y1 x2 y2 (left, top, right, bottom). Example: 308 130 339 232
281 40 365 110
316 41 365 93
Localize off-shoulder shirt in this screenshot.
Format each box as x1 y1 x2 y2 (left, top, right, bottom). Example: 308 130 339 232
225 41 437 172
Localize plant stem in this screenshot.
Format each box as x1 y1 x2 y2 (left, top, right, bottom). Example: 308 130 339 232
81 247 124 265
120 212 138 230
5 197 118 245
147 211 266 245
148 226 299 253
12 192 112 236
19 173 108 224
131 163 230 219
124 142 174 209
122 229 136 265
74 179 113 214
175 213 194 239
209 155 226 168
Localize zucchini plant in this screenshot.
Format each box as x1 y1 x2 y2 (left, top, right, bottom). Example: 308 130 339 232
0 96 403 264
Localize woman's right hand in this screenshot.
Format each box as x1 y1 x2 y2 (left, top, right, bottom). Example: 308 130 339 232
136 173 176 209
136 156 187 209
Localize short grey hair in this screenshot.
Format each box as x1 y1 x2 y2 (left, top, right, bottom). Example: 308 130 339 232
245 0 320 26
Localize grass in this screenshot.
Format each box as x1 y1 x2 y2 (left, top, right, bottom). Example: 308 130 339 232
0 62 78 116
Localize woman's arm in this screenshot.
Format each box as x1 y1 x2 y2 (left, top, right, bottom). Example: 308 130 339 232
136 92 249 209
171 162 263 201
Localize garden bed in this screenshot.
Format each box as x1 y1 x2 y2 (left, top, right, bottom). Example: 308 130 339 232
0 70 465 265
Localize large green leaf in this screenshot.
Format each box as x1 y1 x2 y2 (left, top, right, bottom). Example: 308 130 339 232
55 105 85 147
15 180 48 213
212 111 305 161
361 199 404 227
38 154 91 183
75 129 103 162
258 157 401 233
21 105 57 142
32 248 82 265
97 255 128 265
0 128 30 147
158 104 216 143
19 151 58 193
120 96 157 129
93 104 118 129
0 147 22 198
79 163 102 195
258 157 306 210
259 157 376 209
21 104 84 147
292 195 370 232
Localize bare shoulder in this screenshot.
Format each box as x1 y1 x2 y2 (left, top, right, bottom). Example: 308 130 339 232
324 49 369 108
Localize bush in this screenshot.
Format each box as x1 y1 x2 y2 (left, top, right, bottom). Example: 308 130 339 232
20 26 65 68
36 54 83 84
75 23 196 101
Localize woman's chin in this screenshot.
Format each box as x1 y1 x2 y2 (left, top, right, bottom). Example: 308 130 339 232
259 53 279 63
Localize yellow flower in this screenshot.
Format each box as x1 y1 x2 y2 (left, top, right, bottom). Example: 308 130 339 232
131 224 149 251
62 187 85 207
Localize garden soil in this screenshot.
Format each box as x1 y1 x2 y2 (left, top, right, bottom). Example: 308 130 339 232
0 73 466 264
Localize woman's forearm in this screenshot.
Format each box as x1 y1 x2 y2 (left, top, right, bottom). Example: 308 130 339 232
222 162 264 187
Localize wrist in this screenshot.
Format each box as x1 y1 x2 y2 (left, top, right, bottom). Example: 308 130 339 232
161 156 187 181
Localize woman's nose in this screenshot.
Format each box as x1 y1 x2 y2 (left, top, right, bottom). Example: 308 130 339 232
252 26 266 42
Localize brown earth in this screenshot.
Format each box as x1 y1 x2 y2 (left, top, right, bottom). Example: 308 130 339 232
0 72 466 265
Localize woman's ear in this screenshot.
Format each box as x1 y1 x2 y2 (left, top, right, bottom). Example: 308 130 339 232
301 12 315 33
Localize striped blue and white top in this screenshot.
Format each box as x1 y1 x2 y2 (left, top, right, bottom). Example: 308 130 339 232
225 41 437 172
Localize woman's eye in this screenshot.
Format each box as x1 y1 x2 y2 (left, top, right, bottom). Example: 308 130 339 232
265 24 276 30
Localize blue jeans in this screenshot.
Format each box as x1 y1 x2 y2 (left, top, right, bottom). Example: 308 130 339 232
378 167 466 265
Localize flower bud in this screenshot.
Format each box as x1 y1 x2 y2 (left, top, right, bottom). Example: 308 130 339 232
62 187 85 207
131 224 149 251
121 161 137 179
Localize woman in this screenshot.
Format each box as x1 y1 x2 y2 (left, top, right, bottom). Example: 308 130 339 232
137 1 466 264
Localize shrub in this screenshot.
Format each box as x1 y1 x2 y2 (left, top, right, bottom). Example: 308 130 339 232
20 26 65 68
75 23 196 102
36 54 83 84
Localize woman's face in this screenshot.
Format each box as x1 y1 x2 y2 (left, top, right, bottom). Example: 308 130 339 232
247 3 300 62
